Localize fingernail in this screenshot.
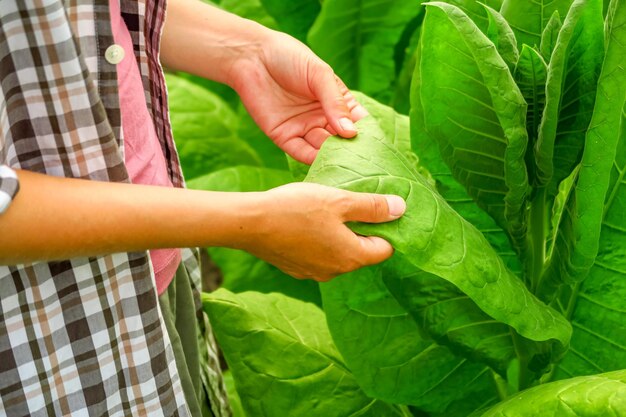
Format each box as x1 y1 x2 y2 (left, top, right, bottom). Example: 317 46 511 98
386 195 406 217
353 105 369 120
339 117 356 132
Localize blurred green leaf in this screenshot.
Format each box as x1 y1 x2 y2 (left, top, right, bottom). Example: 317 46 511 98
260 0 320 41
416 2 530 252
166 74 262 179
203 290 408 417
308 0 422 102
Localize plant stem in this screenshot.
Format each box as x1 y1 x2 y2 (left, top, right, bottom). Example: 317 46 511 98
527 187 548 292
513 187 549 390
510 329 535 391
492 370 510 401
541 281 582 383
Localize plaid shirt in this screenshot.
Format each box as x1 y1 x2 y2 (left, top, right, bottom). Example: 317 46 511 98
0 1 227 415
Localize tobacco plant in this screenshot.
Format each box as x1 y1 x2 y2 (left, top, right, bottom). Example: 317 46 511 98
171 0 626 415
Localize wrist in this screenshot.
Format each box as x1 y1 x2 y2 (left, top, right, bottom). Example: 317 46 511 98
200 191 269 250
222 24 278 90
161 0 274 85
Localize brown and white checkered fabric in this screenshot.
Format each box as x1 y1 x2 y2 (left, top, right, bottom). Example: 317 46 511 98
0 165 19 214
0 1 227 415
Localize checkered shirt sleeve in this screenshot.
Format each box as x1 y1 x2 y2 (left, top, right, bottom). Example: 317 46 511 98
0 165 19 215
0 1 228 416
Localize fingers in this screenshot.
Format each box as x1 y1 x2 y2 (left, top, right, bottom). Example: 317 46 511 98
343 89 369 122
341 192 406 223
357 235 394 266
309 65 359 138
313 234 393 281
304 127 332 149
281 138 319 165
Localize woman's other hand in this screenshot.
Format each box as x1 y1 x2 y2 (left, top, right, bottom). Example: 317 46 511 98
162 1 368 164
229 32 368 164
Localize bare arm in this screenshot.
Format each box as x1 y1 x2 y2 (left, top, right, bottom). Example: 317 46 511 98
160 0 265 86
0 170 405 281
0 169 259 264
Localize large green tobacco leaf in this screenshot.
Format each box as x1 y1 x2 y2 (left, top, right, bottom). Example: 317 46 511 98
355 94 518 374
417 2 530 252
552 104 626 380
306 114 571 363
383 256 516 375
445 0 503 32
410 46 521 276
287 90 422 182
410 69 522 373
307 0 422 102
203 290 409 417
540 11 563 62
479 369 626 416
500 0 574 48
286 155 309 182
390 0 505 112
351 91 435 184
483 4 519 70
166 74 262 179
535 0 604 193
259 0 320 42
351 91 417 167
514 44 548 180
321 266 499 414
538 0 626 298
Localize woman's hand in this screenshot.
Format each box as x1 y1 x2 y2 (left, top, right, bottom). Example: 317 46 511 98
228 32 368 164
162 0 368 164
236 183 405 281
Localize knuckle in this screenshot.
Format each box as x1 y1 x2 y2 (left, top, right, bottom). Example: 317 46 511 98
345 258 362 272
369 195 388 220
339 250 364 273
330 192 353 216
316 62 334 75
311 62 335 83
331 94 347 109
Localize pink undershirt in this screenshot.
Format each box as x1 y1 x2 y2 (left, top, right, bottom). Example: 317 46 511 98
110 0 181 295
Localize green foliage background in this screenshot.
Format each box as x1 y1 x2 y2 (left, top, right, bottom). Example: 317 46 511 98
167 0 626 415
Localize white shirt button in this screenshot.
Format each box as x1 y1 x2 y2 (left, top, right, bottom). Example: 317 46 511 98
105 44 125 65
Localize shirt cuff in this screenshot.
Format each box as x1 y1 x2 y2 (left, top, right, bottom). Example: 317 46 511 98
0 165 19 215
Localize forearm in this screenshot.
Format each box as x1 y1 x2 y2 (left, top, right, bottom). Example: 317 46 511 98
161 0 271 86
0 170 262 264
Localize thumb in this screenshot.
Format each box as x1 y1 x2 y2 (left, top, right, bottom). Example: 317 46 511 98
309 64 358 138
342 192 406 223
